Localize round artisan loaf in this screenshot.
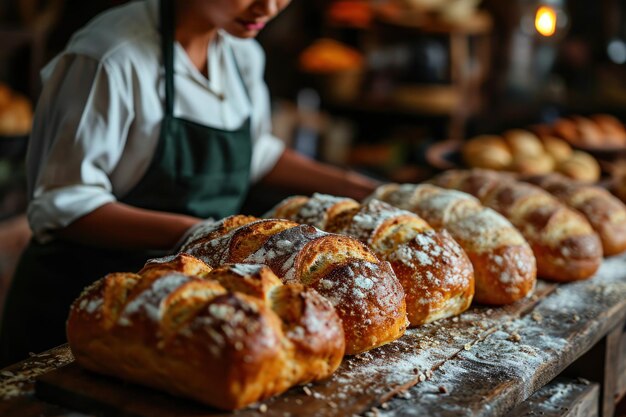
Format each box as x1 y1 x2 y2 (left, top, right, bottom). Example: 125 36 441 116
371 183 536 305
523 173 626 256
431 169 603 282
540 136 572 163
268 194 475 325
556 150 601 183
67 254 345 410
503 129 545 157
461 135 512 170
182 217 408 354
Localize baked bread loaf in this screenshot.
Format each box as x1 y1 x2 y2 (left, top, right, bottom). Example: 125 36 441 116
590 114 626 147
550 114 626 149
67 254 345 410
369 184 536 305
511 152 555 175
181 216 408 354
503 129 545 157
461 135 513 170
541 136 573 163
266 194 474 324
556 150 601 183
431 169 603 281
570 116 604 148
523 173 626 256
461 130 562 176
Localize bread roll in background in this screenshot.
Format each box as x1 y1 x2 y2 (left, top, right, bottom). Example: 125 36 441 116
552 118 579 145
590 114 626 147
462 135 512 170
430 169 603 282
540 136 573 163
556 150 601 183
523 173 626 256
503 129 544 157
511 152 555 175
570 116 605 148
547 114 626 149
67 255 345 410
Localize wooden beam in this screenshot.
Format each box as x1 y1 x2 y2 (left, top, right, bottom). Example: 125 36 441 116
510 377 599 417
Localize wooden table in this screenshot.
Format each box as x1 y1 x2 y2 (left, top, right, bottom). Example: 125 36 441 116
1 254 626 417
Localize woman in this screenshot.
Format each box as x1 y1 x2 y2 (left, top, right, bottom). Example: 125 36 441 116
0 0 380 366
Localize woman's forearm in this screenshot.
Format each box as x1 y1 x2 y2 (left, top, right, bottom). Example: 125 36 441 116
261 149 382 200
54 202 200 250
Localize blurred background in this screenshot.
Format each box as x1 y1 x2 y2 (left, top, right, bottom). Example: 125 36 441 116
2 0 626 311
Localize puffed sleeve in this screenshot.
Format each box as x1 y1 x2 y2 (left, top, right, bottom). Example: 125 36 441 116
26 53 133 243
232 38 285 183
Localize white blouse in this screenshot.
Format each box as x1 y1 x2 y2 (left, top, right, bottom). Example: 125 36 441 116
26 0 285 243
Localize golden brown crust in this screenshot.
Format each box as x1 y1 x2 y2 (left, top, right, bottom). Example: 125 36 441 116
290 193 361 230
67 255 345 410
556 151 601 183
183 220 408 355
462 135 513 170
540 136 573 162
265 195 309 220
467 245 536 305
139 253 213 278
511 153 555 175
570 116 604 148
524 173 626 256
269 284 345 380
325 206 359 234
376 182 536 305
208 264 282 302
295 234 379 285
267 194 474 324
387 229 474 321
432 169 603 281
503 129 545 157
552 118 579 144
589 114 626 147
310 260 406 354
227 219 300 263
179 215 258 252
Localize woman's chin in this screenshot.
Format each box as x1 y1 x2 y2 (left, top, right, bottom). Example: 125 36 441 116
224 27 260 39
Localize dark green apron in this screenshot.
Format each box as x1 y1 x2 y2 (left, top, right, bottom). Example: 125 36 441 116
0 0 252 366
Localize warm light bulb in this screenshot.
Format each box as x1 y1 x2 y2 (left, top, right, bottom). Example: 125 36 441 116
535 6 557 37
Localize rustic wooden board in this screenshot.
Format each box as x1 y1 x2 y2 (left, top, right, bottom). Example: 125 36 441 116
369 255 626 417
509 377 599 417
34 283 557 417
617 331 626 403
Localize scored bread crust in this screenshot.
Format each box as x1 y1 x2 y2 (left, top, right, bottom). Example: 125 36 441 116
67 254 344 410
267 193 475 322
372 183 537 304
182 217 408 355
430 169 603 282
524 173 626 256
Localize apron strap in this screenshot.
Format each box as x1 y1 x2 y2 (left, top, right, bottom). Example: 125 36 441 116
160 0 175 117
229 47 251 105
